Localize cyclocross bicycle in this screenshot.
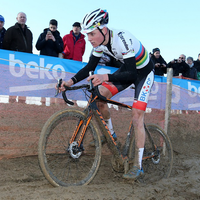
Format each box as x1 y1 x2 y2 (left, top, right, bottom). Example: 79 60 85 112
38 76 173 187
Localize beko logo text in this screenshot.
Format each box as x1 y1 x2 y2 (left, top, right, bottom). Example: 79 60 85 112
8 54 65 79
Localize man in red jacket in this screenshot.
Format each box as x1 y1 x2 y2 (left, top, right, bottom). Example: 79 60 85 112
62 22 86 61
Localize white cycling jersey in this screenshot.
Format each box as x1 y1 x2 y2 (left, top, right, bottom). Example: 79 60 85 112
92 29 150 69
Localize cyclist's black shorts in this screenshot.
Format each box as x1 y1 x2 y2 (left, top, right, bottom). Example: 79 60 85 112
102 60 154 111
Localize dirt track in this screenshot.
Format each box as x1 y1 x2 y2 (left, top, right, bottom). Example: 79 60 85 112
0 101 200 199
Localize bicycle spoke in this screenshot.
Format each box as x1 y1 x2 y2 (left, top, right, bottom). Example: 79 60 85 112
142 124 173 183
128 124 173 183
38 110 101 187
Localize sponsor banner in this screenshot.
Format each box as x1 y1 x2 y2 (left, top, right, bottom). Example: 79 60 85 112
0 49 200 110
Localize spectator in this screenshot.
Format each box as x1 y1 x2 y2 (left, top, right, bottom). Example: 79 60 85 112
0 15 6 49
183 57 197 80
36 19 63 57
151 48 167 76
62 22 86 61
3 12 33 53
167 54 190 76
194 53 200 80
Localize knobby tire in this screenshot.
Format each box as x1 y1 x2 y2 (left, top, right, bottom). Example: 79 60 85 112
38 109 102 187
128 124 173 183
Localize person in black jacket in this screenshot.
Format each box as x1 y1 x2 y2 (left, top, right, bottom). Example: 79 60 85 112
167 54 190 76
194 54 200 80
194 54 200 70
3 12 33 53
151 48 167 76
36 19 63 57
184 56 198 80
0 15 6 49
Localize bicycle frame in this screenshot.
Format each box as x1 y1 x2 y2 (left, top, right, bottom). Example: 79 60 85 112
38 81 173 187
64 85 161 167
66 88 132 167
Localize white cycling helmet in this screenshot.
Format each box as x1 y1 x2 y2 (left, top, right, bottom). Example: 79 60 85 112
81 8 109 33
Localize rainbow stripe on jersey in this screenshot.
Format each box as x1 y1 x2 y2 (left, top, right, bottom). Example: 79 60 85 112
94 50 103 55
135 42 148 67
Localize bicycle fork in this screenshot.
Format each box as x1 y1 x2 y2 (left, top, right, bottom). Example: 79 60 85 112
68 113 93 159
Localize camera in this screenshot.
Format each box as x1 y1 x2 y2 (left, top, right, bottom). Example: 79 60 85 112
174 59 178 63
47 29 52 34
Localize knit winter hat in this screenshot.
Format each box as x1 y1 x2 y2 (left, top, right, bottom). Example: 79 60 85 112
152 48 160 54
0 15 5 22
187 57 193 61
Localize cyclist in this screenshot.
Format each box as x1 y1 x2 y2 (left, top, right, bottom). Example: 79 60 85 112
58 8 154 180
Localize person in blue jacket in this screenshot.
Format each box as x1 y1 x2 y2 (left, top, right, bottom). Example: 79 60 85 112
0 15 6 49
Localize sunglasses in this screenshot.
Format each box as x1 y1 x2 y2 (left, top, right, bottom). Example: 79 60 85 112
179 57 184 59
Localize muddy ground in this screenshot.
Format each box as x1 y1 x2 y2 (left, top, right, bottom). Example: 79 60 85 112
0 99 200 200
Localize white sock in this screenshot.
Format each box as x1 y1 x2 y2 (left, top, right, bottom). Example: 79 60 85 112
138 148 144 169
105 118 115 135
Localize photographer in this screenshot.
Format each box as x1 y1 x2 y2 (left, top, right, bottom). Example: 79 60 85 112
167 54 190 76
36 19 63 57
151 48 167 76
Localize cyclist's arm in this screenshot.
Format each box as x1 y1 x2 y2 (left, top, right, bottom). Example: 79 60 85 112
59 55 101 91
72 55 101 84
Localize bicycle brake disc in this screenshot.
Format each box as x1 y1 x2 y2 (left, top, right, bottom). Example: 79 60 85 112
69 141 82 159
151 150 160 164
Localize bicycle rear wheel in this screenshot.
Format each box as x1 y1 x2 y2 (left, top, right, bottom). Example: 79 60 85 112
38 109 101 187
129 124 173 183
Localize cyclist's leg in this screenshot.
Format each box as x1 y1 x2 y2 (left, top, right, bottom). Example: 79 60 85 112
97 81 132 140
123 70 154 180
97 84 113 119
96 84 117 139
123 108 145 180
132 108 145 169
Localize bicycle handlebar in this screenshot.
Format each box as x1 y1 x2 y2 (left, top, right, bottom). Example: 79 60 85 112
62 84 89 105
62 83 108 105
56 71 108 105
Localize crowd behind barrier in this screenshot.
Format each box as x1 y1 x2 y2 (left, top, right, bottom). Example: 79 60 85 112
0 49 200 111
0 12 200 81
150 48 200 81
1 12 200 112
0 13 86 62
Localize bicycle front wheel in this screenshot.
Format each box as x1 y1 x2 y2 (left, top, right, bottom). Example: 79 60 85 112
129 124 173 183
38 109 101 187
